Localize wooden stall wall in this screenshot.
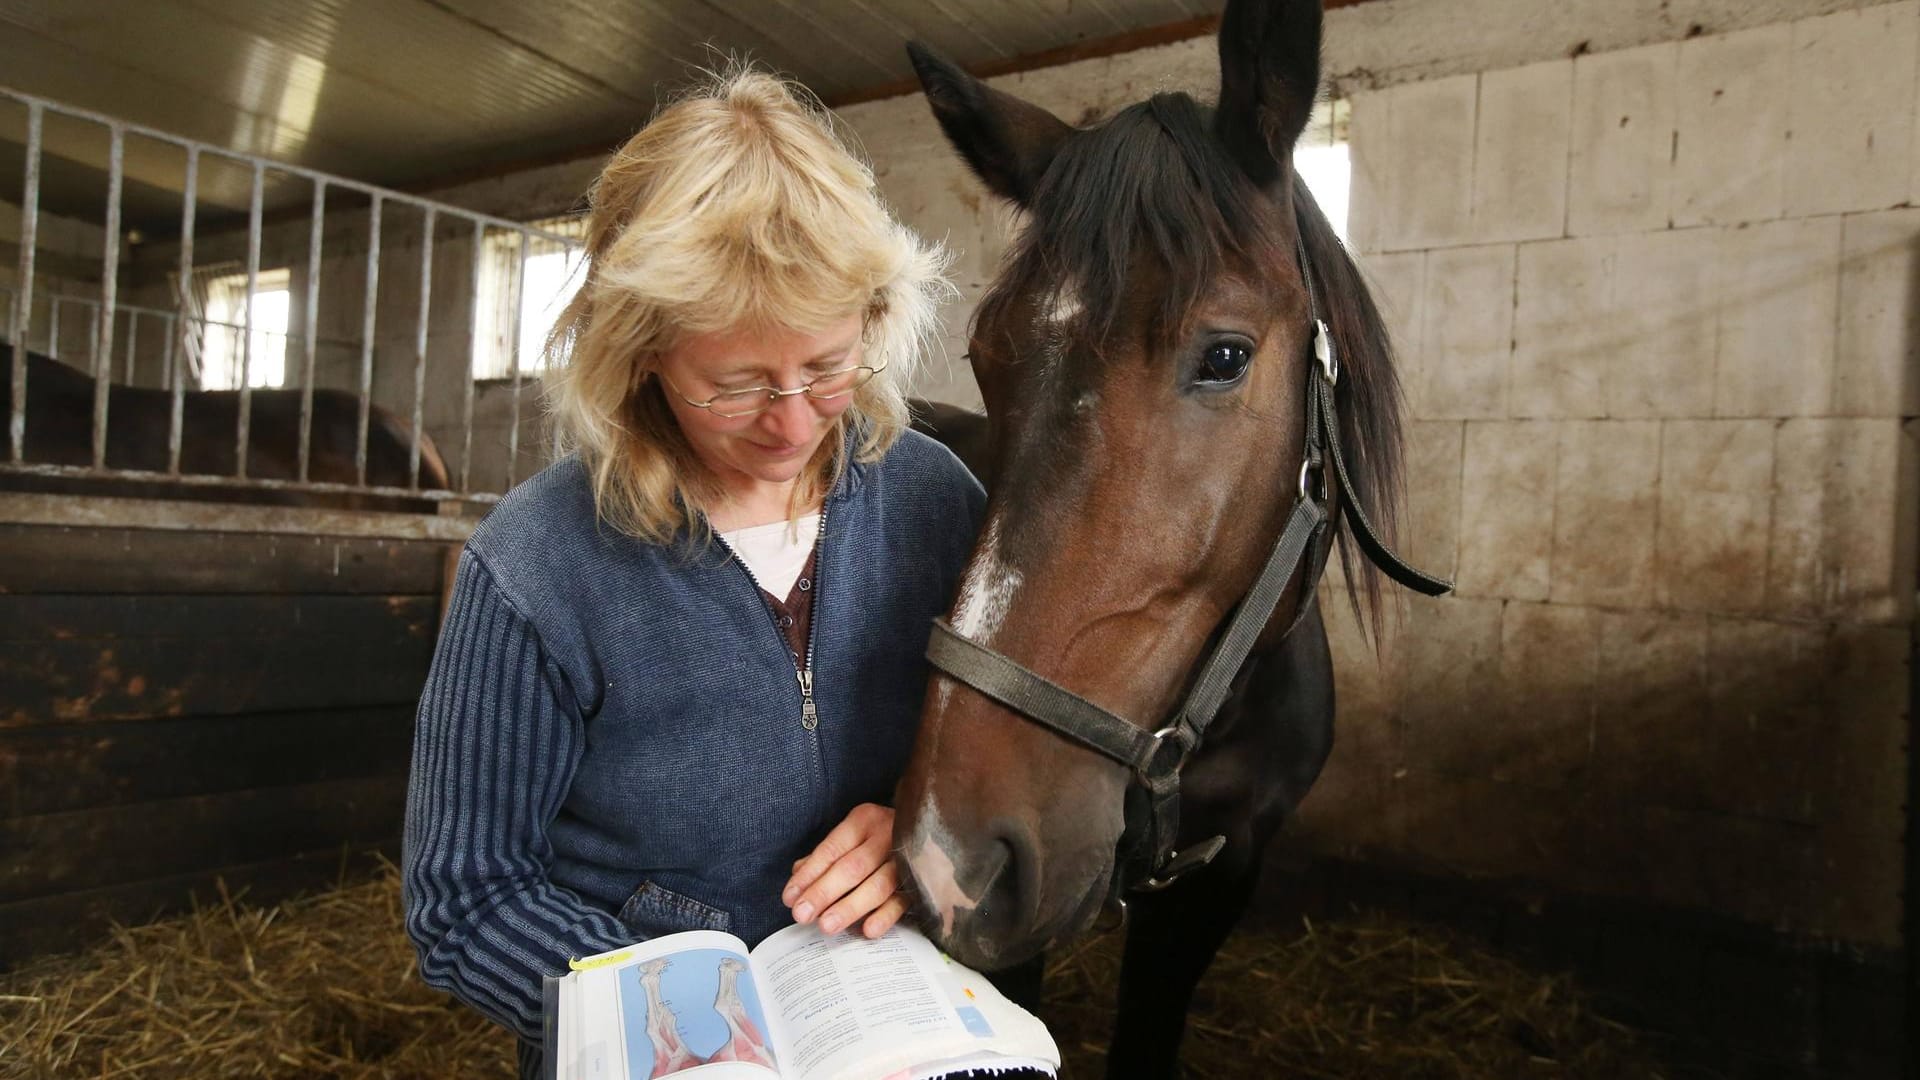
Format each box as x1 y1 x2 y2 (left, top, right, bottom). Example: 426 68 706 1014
0 515 451 967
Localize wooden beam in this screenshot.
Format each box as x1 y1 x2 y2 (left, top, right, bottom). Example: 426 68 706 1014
827 0 1387 108
402 0 1392 195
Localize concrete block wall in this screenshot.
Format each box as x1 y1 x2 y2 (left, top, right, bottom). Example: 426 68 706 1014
1304 2 1919 949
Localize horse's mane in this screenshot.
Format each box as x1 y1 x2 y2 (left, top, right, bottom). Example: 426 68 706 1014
975 90 1406 641
1293 173 1405 642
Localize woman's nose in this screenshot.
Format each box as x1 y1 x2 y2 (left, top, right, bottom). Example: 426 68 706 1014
759 390 818 442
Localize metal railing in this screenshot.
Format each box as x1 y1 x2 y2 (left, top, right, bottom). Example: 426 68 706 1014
3 84 584 503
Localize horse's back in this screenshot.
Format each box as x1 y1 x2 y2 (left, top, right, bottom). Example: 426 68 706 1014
5 351 449 492
909 398 991 487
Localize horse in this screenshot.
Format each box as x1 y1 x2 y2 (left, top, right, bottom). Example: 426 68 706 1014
891 1 1448 1074
3 350 450 496
908 398 993 481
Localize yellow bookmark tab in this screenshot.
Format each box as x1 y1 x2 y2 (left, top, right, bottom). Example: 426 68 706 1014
568 947 639 972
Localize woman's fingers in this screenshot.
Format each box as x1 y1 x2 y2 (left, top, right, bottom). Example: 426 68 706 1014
859 890 912 939
814 859 900 935
783 805 876 904
783 803 895 925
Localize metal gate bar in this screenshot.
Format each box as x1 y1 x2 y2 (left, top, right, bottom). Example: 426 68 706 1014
298 178 324 483
89 125 122 471
8 102 40 465
170 145 197 476
236 159 263 479
3 83 582 504
2 289 310 384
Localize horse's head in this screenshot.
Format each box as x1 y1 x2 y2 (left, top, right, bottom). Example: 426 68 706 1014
895 0 1404 968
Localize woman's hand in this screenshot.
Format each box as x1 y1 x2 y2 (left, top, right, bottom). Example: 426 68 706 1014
782 802 909 938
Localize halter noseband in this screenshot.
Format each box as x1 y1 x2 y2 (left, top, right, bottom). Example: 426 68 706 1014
925 224 1453 905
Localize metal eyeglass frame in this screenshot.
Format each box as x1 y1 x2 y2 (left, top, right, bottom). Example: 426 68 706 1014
660 355 889 418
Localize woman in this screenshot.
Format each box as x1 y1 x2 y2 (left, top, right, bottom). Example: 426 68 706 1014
402 66 983 1076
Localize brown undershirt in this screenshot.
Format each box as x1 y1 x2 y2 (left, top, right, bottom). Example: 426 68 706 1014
757 545 820 669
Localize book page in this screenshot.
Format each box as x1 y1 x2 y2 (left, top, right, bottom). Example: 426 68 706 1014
748 924 1057 1080
559 931 783 1080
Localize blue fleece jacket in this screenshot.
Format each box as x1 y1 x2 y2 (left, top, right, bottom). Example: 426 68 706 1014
401 429 985 1048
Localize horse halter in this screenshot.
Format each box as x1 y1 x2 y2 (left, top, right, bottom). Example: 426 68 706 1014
925 221 1454 904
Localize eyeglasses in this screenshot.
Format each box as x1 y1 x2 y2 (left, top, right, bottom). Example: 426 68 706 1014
661 356 888 419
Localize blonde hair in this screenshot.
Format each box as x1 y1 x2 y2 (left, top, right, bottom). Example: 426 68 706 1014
548 65 951 544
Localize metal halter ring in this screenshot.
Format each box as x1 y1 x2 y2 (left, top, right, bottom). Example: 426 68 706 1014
1298 458 1327 502
1142 724 1194 781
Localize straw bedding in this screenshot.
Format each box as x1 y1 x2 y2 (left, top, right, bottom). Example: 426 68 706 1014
0 869 1665 1079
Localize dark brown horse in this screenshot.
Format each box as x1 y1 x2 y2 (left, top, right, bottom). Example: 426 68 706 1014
894 2 1437 1074
4 351 449 494
909 398 993 481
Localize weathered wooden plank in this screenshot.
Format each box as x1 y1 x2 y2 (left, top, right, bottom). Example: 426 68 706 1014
0 774 408 904
0 469 462 517
0 625 434 726
0 593 438 642
0 704 417 817
0 843 399 971
0 524 452 595
0 491 476 542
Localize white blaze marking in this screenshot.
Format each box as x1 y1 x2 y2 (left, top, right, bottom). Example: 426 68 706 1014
1032 283 1082 374
1045 285 1083 326
907 803 979 938
951 516 1021 646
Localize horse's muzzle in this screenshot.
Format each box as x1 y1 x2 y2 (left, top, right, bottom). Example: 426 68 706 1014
906 837 1113 970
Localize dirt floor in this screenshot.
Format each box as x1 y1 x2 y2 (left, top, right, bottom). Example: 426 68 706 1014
0 868 1675 1079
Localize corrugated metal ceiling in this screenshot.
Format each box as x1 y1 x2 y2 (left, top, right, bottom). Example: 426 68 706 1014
0 0 1228 228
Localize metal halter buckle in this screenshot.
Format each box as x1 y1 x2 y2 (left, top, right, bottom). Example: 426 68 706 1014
1138 836 1229 892
1313 319 1338 384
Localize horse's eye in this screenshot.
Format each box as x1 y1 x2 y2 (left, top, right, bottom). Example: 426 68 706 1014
1196 342 1253 386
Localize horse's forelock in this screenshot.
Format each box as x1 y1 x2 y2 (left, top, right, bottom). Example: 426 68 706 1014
966 86 1409 649
978 94 1278 357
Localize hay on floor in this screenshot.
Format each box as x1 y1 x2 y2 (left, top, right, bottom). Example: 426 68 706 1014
0 870 515 1079
1 869 1664 1079
1044 914 1665 1079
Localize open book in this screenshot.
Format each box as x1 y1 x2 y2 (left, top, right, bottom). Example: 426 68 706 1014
543 922 1059 1080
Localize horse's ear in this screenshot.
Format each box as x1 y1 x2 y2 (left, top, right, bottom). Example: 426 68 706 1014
907 42 1073 206
1213 0 1323 191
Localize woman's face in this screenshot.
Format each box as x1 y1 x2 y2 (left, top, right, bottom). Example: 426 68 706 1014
656 311 866 498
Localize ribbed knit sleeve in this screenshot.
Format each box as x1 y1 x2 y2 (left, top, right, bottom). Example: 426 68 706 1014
402 549 634 1042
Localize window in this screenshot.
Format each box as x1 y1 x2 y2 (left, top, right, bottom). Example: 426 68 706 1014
1293 99 1351 243
474 214 588 380
199 267 291 389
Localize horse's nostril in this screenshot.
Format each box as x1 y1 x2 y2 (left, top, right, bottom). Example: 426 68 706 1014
973 819 1043 932
965 837 1017 916
989 819 1040 909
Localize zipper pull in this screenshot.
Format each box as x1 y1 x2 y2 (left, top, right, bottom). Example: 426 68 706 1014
797 668 818 731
